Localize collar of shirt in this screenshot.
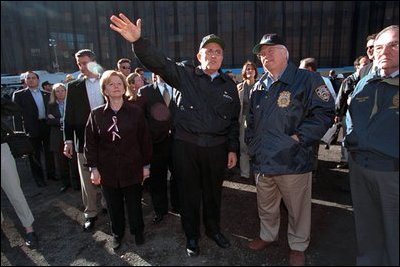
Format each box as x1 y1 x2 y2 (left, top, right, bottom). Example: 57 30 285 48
157 82 171 95
380 69 399 78
29 88 40 93
209 71 220 81
88 77 99 83
262 66 286 90
103 100 127 113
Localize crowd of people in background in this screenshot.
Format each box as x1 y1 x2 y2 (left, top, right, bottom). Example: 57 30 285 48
1 15 398 266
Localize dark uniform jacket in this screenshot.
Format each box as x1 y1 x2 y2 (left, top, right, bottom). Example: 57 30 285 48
345 73 399 171
132 38 240 152
84 101 152 187
246 62 335 175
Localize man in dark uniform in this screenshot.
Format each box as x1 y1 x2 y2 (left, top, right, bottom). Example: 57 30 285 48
345 25 399 266
110 14 240 257
245 34 334 266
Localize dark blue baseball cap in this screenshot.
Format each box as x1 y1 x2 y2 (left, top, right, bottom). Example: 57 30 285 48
253 33 286 54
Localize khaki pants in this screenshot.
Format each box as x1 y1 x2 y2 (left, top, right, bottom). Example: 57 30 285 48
77 153 107 219
256 172 312 251
1 143 34 228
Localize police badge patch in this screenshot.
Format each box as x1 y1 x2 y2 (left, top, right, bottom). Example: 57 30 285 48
315 85 331 102
277 91 291 107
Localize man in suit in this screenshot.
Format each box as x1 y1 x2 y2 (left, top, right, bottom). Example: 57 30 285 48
12 71 55 187
139 74 180 224
63 49 107 231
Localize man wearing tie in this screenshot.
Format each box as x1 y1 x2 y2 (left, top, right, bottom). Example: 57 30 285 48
139 74 180 224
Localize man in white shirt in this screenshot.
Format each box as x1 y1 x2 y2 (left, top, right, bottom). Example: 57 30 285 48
63 49 107 231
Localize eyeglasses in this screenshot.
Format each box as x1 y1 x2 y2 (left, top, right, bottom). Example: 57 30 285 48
121 66 131 69
204 49 223 56
374 41 399 53
365 45 374 51
257 46 284 59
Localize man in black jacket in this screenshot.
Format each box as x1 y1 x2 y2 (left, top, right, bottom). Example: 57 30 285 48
111 14 240 257
139 74 180 223
12 71 54 187
63 49 107 231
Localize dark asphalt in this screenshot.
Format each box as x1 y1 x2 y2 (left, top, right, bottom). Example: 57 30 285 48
1 144 356 266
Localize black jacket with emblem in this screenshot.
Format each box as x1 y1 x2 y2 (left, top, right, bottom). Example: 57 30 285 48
245 62 335 175
132 38 240 152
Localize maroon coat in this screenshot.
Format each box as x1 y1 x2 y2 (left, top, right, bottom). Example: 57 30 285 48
84 100 152 188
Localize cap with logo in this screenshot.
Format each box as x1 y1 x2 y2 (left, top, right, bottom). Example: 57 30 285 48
199 34 225 51
252 33 286 54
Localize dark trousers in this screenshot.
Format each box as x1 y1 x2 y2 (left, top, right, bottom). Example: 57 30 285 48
101 184 144 238
148 136 179 215
173 140 227 240
53 146 79 188
349 155 399 266
28 120 55 186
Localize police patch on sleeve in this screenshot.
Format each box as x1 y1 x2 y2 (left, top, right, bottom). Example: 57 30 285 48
315 85 331 102
277 91 291 107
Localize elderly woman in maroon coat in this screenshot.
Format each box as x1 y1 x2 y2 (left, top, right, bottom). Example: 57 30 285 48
84 70 152 250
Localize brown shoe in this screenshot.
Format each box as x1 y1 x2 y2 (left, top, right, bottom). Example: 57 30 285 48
289 250 305 266
248 237 272 251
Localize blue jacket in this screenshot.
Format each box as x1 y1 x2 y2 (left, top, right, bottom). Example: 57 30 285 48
246 62 335 175
345 73 399 170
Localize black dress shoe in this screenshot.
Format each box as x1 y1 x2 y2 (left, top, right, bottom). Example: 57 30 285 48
82 216 97 231
59 185 70 193
111 236 122 250
207 232 231 248
135 231 145 245
186 239 200 257
25 232 38 248
152 213 164 224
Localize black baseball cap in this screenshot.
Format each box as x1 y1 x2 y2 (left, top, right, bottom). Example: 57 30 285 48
252 33 286 54
199 34 225 51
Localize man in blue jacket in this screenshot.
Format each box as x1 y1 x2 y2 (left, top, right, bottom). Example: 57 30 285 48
345 25 399 266
245 34 334 266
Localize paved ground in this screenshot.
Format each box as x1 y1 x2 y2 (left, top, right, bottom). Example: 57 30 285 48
1 143 356 266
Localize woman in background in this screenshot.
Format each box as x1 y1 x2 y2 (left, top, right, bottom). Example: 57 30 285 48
47 83 80 193
237 61 258 179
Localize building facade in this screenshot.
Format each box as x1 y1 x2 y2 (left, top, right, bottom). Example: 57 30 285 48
1 1 399 74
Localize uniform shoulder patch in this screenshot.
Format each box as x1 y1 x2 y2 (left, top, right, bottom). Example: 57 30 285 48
315 85 331 102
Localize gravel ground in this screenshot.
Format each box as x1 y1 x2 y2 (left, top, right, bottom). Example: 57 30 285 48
1 143 356 266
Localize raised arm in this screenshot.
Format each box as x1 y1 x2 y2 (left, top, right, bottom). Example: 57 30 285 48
110 13 142 43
